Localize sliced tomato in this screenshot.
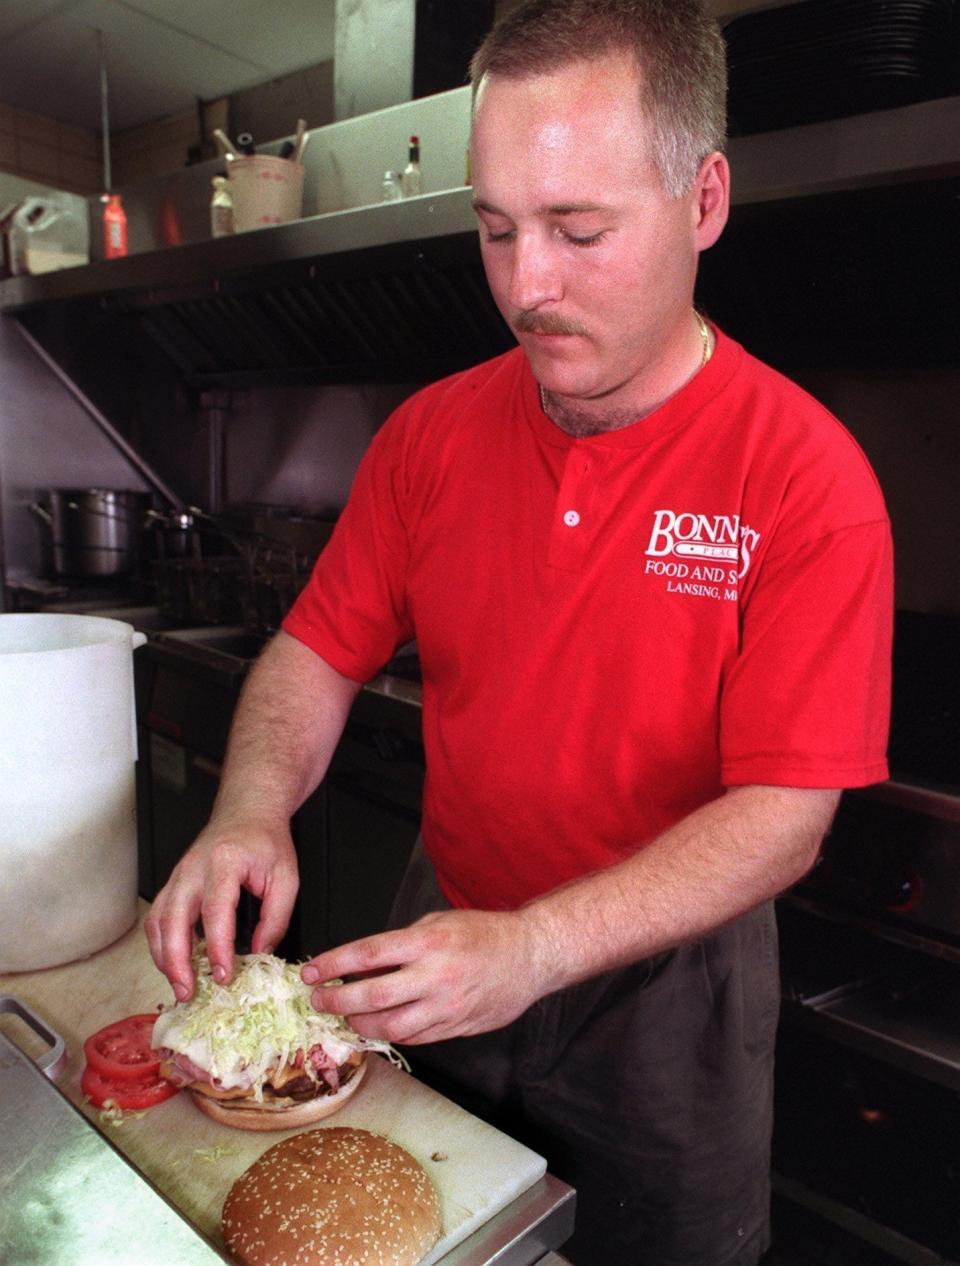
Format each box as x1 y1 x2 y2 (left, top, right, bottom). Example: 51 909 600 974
83 1013 161 1083
81 1063 180 1111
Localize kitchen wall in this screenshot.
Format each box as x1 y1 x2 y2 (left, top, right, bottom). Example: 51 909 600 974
223 380 421 514
0 102 100 196
109 61 337 188
0 316 147 587
796 368 960 618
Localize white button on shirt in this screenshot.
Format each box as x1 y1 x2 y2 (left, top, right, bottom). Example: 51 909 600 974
563 510 581 527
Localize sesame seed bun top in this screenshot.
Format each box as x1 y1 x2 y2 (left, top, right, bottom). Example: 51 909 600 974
221 1125 442 1266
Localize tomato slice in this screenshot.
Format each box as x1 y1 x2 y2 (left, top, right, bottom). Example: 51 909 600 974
83 1013 161 1082
81 1063 180 1111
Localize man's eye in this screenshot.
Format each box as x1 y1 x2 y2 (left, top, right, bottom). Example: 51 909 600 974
562 229 608 248
483 227 515 244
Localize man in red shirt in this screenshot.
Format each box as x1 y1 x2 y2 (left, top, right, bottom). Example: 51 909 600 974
147 3 892 1262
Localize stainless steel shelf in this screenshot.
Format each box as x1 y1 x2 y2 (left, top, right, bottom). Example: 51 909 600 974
772 1173 959 1266
730 95 960 205
0 187 478 312
782 978 960 1095
1 94 957 314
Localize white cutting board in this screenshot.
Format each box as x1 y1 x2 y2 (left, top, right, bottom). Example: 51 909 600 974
0 906 547 1263
75 1056 546 1263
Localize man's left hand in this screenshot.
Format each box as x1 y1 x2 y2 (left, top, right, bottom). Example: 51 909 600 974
301 908 546 1044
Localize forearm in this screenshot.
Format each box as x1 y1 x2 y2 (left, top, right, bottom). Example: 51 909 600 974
520 784 838 997
212 629 361 827
306 783 839 1044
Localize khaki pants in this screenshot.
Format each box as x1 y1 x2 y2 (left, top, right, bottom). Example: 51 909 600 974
388 840 778 1266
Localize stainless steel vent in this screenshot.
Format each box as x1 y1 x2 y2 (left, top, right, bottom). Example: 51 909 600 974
135 238 510 383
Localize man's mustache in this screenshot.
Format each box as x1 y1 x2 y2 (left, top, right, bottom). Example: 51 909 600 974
513 310 588 337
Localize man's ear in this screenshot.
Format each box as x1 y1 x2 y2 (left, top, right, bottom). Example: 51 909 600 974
693 152 730 251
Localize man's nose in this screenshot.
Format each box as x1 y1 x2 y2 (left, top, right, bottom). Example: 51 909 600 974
507 233 562 311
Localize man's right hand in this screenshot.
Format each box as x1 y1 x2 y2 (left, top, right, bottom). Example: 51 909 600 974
144 630 360 1001
144 818 299 1001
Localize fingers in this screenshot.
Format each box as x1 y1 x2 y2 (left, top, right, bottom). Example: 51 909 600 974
348 999 451 1046
145 826 299 998
302 926 425 989
310 966 413 1020
302 928 434 1035
199 874 241 985
145 882 202 1000
251 865 300 957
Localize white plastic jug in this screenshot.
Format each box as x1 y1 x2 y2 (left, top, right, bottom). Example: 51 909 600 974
4 195 90 276
0 614 146 972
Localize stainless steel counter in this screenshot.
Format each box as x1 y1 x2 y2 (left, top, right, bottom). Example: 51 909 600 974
0 1017 229 1266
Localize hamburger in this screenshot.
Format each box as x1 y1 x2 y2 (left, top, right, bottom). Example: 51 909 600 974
222 1126 442 1266
152 945 403 1131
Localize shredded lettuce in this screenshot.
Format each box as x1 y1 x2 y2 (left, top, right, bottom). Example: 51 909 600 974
152 944 405 1099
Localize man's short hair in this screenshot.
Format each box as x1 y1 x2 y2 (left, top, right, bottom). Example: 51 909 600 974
470 0 727 199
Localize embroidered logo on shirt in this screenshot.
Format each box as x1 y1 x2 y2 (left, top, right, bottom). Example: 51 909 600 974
643 509 761 601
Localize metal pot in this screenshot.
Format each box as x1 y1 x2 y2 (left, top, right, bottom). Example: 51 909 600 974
144 506 202 560
30 488 152 579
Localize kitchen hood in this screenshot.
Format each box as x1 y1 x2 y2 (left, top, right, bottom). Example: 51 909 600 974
2 190 512 386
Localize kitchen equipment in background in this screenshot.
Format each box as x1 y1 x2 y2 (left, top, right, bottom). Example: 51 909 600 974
95 28 130 262
723 0 959 136
0 613 144 973
209 175 233 237
401 135 422 197
0 995 67 1079
148 507 333 631
153 555 246 625
30 488 152 580
145 506 202 561
774 610 960 1261
0 194 90 278
101 192 128 259
227 154 305 232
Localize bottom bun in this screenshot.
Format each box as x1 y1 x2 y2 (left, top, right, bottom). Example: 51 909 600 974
189 1056 367 1132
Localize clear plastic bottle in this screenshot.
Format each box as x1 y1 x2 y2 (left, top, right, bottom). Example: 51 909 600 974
381 170 401 203
210 175 234 237
400 136 422 198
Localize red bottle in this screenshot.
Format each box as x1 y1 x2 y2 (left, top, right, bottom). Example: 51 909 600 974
102 193 128 259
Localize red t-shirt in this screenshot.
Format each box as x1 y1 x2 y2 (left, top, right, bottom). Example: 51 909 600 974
283 330 893 911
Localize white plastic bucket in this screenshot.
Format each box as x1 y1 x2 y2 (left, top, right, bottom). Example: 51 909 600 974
0 614 147 972
228 155 305 232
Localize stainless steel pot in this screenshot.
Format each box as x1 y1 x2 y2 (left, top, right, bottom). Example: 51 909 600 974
144 507 202 560
30 488 152 579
